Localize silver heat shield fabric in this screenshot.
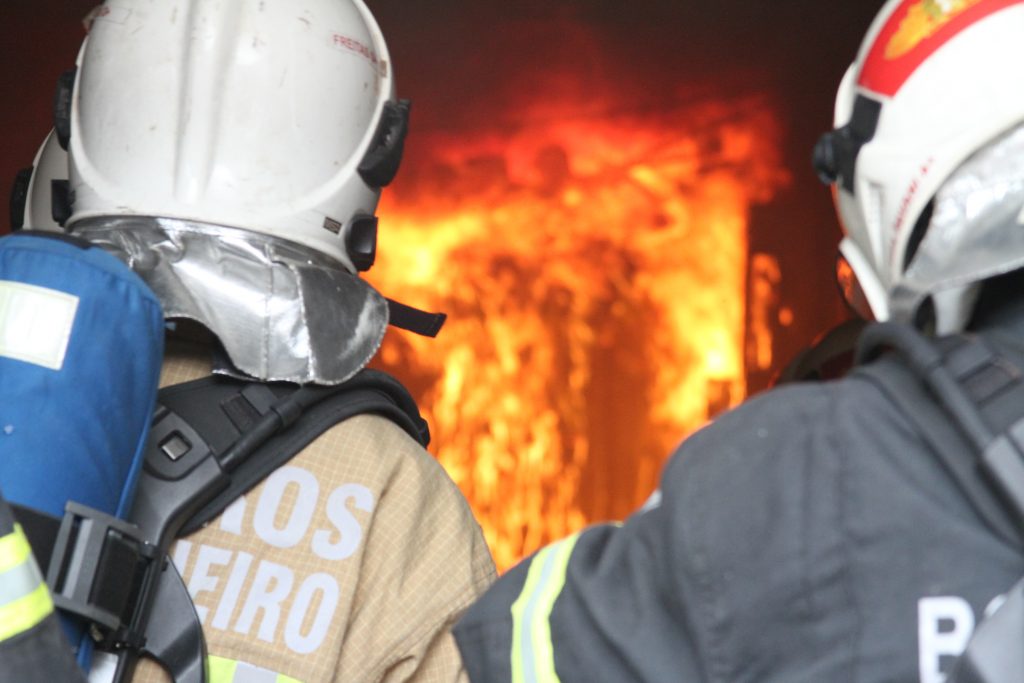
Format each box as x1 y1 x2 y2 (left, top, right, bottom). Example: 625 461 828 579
894 122 1024 321
72 217 388 385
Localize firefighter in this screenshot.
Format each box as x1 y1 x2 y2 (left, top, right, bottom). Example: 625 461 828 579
34 0 496 680
0 489 86 683
453 1 1024 681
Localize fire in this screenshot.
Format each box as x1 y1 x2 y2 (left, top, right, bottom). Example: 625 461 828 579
369 96 788 571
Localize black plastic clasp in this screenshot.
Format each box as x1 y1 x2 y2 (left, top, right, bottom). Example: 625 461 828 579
51 179 74 227
46 501 159 648
145 404 214 482
131 402 230 546
812 95 882 192
346 215 378 271
9 166 33 230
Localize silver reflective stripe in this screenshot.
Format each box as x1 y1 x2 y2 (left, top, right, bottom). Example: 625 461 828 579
0 553 44 606
0 525 54 644
88 652 117 683
207 655 303 683
519 548 561 683
233 661 279 683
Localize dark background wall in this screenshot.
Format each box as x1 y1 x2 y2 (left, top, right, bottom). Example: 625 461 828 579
0 0 884 379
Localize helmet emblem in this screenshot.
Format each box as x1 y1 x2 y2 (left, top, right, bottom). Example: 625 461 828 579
859 0 1024 96
886 0 982 59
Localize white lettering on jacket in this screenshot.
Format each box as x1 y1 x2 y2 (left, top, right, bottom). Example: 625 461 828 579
236 559 295 642
918 593 1011 683
189 545 234 623
212 551 253 630
312 483 375 560
919 596 973 683
285 572 340 654
253 466 320 548
169 466 376 655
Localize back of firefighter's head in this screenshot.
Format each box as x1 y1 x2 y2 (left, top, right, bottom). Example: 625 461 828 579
815 0 1024 334
60 0 407 275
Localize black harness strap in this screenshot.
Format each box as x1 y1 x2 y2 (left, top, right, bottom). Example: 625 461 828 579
386 298 447 338
10 501 206 683
854 328 1024 549
13 366 428 683
154 368 429 535
854 322 1024 683
102 366 427 682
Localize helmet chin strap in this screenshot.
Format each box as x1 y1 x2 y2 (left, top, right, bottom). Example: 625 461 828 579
385 298 447 338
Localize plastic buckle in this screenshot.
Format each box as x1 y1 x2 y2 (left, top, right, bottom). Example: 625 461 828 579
46 501 159 648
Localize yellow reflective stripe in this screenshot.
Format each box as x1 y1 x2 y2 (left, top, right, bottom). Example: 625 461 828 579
0 582 53 642
510 532 581 683
0 524 32 573
207 656 238 683
206 655 303 683
0 524 53 643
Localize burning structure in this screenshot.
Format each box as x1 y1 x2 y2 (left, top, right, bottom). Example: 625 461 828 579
0 0 877 572
369 89 789 570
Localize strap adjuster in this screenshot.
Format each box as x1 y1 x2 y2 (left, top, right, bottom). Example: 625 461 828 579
46 501 159 648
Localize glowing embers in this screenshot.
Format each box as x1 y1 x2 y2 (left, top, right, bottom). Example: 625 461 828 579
369 98 788 570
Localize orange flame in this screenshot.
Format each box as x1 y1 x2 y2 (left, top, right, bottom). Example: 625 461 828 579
369 95 788 570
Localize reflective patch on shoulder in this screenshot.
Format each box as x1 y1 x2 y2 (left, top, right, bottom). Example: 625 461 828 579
0 280 79 370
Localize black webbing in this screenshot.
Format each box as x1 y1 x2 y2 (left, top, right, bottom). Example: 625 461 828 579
386 298 447 338
164 368 429 535
855 323 1024 549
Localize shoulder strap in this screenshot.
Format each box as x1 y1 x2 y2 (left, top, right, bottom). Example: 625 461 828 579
854 323 1024 683
151 368 428 536
853 322 1024 549
2 368 425 683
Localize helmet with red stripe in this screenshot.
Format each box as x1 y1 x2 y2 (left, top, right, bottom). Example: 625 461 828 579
815 0 1024 331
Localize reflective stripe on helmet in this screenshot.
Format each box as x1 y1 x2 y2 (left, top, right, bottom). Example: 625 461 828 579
207 655 303 683
510 532 582 683
0 524 54 643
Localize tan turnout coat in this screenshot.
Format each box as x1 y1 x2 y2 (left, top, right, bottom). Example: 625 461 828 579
129 338 496 683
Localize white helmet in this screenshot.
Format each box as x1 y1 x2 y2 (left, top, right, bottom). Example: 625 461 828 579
38 0 444 385
815 0 1024 332
62 0 409 275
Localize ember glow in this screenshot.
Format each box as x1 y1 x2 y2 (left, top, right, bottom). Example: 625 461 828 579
369 96 788 570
